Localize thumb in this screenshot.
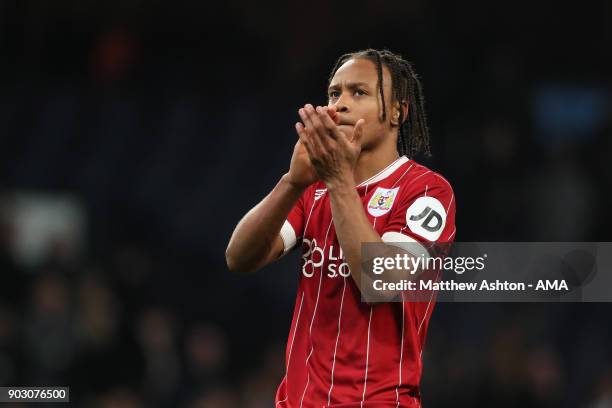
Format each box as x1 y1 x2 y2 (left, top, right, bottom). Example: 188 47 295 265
352 119 365 144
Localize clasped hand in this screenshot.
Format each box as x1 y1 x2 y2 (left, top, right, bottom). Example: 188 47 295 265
295 104 365 189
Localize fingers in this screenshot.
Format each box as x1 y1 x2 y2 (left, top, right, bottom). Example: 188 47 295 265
298 104 332 154
352 119 366 145
333 117 365 158
305 105 333 148
295 103 362 183
326 105 340 124
295 122 315 158
316 106 343 140
298 107 324 157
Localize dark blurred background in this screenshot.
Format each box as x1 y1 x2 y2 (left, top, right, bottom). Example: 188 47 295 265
0 0 611 407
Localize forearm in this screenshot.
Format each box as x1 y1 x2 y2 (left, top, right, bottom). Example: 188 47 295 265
226 174 304 272
329 178 417 302
327 178 383 295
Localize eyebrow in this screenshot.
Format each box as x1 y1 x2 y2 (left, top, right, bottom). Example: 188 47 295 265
327 81 371 92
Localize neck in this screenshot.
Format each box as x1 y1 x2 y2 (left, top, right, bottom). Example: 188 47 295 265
353 144 400 186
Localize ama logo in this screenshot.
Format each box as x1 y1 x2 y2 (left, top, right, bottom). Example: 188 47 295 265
405 197 447 241
367 187 400 217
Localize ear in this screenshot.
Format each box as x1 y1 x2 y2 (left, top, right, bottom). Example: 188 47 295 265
391 100 409 127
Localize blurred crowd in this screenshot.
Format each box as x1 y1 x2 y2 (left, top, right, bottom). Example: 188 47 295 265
1 213 612 408
0 220 287 407
1 0 612 407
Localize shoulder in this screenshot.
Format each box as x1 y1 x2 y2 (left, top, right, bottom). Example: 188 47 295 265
384 160 456 243
396 160 454 196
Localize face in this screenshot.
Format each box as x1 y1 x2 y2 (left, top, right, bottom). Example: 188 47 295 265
327 57 398 151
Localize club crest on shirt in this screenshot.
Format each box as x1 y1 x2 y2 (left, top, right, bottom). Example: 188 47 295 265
367 187 400 217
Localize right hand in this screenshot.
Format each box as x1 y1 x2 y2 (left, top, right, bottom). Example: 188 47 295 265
286 138 318 190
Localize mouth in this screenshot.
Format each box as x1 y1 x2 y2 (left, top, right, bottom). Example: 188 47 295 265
335 115 354 127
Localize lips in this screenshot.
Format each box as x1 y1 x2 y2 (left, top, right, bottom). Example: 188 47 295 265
335 115 353 126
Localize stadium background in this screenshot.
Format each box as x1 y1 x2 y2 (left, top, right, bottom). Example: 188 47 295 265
0 0 611 407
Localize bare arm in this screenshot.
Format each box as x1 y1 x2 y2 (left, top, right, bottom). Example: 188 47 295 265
326 180 383 294
225 174 304 273
226 138 318 273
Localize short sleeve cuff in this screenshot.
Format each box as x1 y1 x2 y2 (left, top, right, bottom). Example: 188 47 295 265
280 220 297 253
381 231 431 258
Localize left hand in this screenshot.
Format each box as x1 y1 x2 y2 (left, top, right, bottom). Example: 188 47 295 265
295 104 365 188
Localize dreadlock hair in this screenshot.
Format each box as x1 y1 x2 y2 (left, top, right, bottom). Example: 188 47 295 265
328 49 431 158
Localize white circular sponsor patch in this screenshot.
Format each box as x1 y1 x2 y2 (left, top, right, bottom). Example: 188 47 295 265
405 196 446 241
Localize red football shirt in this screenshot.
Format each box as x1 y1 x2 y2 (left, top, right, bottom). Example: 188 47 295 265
275 156 456 408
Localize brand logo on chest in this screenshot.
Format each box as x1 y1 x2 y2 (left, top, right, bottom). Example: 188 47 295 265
301 238 351 278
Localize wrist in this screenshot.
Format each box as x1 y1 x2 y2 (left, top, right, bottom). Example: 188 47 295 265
281 173 309 195
325 173 356 192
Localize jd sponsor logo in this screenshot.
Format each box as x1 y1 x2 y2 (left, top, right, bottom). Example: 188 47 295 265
405 196 446 241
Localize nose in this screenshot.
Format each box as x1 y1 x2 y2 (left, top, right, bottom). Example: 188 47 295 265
335 103 349 113
331 93 350 113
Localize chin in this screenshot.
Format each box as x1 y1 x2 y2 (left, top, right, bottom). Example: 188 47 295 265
337 124 354 136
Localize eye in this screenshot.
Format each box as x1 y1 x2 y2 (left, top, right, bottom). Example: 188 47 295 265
354 89 367 96
328 91 340 99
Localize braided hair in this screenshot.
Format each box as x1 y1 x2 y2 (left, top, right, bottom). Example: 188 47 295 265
328 49 431 158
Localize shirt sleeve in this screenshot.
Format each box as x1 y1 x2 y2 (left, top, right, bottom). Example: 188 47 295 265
381 173 456 256
279 189 307 254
